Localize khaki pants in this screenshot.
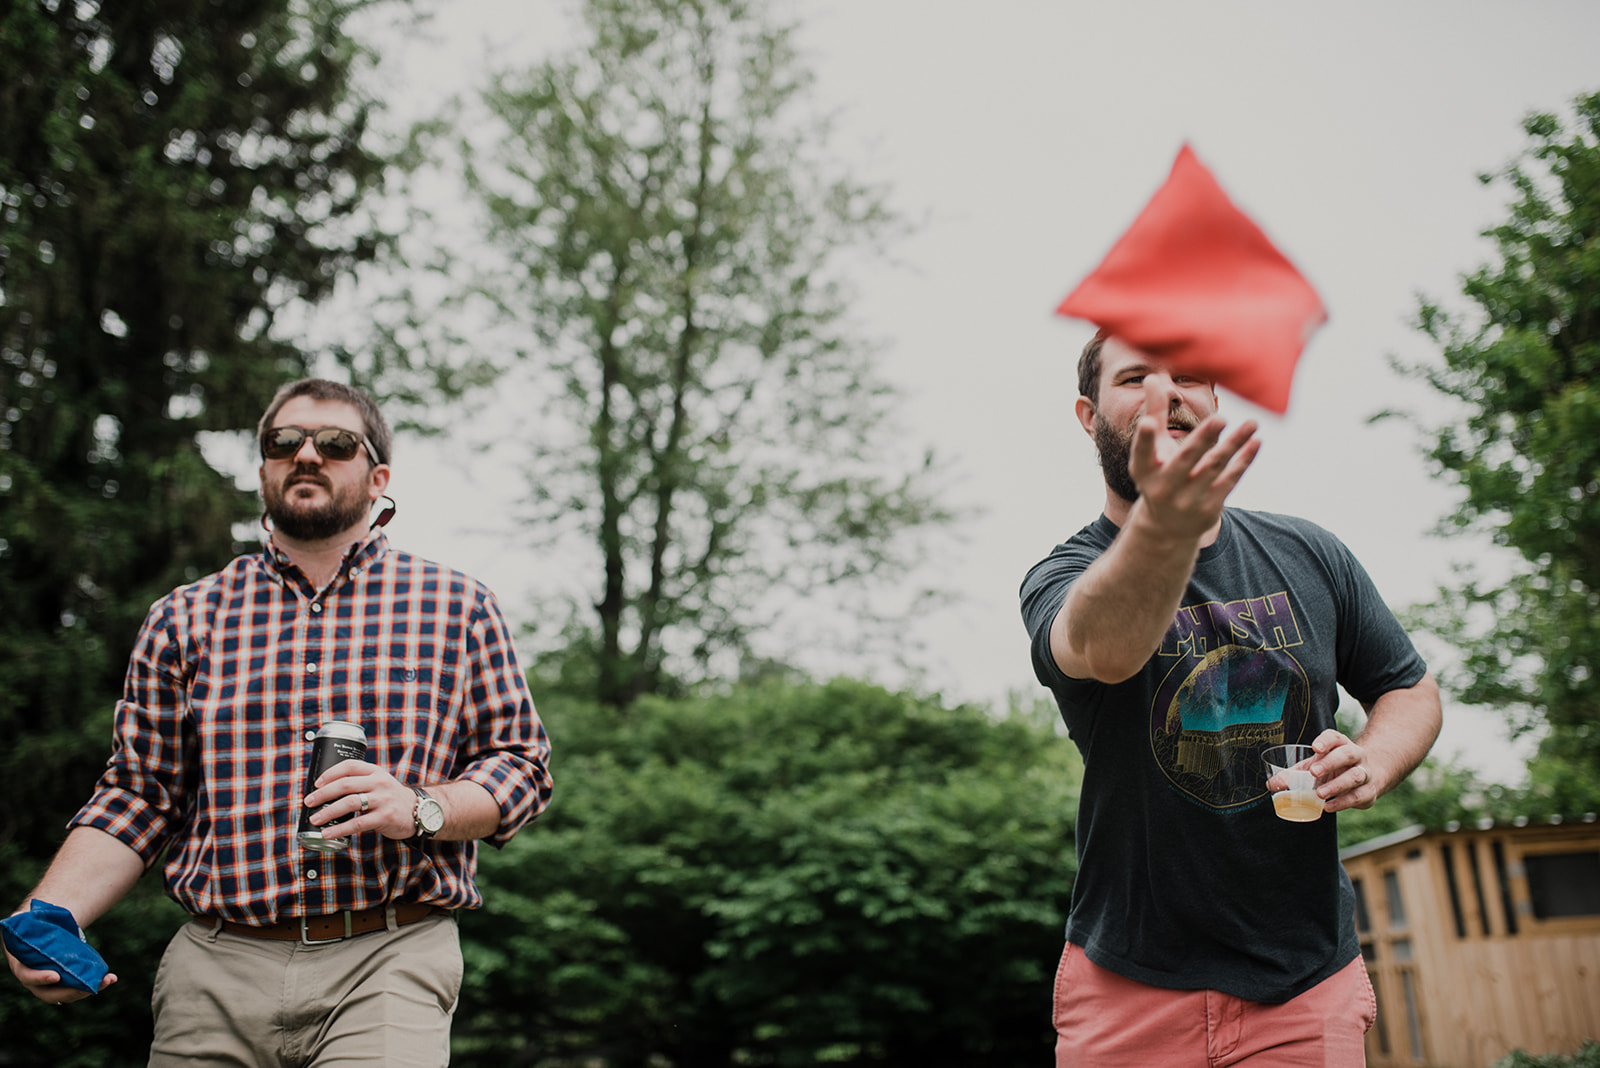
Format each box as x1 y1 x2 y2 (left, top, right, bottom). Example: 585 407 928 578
149 913 462 1067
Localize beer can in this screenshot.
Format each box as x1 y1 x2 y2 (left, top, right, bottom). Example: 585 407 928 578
296 721 368 852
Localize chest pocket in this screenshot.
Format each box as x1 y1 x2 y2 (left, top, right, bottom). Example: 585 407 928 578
357 655 445 716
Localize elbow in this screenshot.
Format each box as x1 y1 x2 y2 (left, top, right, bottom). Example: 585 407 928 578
1082 655 1144 686
1048 600 1152 684
1056 640 1145 685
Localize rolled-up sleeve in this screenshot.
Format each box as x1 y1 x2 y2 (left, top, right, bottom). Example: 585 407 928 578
453 589 551 847
69 599 194 865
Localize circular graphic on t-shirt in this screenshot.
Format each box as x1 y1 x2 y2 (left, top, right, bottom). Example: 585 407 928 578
1149 642 1311 810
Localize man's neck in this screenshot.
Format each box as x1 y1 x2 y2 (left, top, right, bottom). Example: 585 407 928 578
272 526 371 591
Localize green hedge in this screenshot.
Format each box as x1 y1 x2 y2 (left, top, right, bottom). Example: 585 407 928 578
3 679 1081 1067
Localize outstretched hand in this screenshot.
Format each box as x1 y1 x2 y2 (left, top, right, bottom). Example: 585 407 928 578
1128 377 1260 538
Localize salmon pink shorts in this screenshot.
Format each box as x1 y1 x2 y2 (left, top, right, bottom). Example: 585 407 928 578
1052 942 1376 1068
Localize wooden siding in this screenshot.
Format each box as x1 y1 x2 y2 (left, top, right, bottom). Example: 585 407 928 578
1342 821 1600 1068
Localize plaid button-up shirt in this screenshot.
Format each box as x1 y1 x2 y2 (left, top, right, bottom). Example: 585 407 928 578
71 532 552 923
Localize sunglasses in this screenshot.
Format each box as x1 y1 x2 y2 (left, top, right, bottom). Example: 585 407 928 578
260 425 382 465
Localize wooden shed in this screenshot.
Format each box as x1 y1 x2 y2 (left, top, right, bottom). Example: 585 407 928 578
1340 815 1600 1067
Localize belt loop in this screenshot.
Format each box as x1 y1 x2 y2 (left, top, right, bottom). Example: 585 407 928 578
385 904 399 932
205 916 222 943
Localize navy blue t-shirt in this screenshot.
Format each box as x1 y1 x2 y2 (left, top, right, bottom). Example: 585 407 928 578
1019 508 1427 1003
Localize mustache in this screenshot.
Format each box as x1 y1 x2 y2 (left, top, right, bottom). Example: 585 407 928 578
1124 402 1200 434
282 464 330 490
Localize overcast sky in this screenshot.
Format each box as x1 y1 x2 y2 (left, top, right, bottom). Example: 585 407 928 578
337 0 1600 783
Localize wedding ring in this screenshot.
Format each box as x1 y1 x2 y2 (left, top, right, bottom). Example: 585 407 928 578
358 792 370 813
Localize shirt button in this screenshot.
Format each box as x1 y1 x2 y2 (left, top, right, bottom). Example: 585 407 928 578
306 870 319 881
305 662 319 674
304 730 316 742
311 603 323 614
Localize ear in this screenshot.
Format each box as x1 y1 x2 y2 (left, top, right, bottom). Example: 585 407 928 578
366 463 391 500
1073 395 1098 439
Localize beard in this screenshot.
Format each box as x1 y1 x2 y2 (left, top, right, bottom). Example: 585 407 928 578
1092 403 1200 504
1093 412 1142 503
263 465 372 541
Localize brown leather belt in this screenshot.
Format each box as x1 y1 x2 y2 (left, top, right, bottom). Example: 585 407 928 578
198 903 444 944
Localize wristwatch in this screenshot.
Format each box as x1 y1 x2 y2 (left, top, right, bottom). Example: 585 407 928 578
411 787 444 841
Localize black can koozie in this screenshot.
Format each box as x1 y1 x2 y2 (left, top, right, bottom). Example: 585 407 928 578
296 721 368 852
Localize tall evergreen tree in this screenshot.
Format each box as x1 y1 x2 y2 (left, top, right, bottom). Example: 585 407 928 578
1 1 390 1057
438 0 950 707
0 0 387 854
1398 90 1600 806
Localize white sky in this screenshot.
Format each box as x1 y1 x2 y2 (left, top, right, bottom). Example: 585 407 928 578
341 0 1600 784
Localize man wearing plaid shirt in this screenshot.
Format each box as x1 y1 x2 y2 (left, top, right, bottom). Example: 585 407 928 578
7 378 553 1065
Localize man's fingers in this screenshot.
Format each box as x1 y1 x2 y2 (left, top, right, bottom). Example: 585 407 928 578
1214 432 1262 490
312 759 372 790
1141 375 1166 418
1185 418 1256 475
1126 412 1163 480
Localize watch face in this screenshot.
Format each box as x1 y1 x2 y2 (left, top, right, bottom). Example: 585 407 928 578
418 797 445 834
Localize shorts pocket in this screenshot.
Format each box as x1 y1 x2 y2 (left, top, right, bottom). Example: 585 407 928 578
1052 942 1079 1030
1356 956 1378 1034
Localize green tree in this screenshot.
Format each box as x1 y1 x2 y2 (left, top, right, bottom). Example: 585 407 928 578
452 679 1079 1067
1396 90 1600 804
435 0 949 707
0 2 389 1060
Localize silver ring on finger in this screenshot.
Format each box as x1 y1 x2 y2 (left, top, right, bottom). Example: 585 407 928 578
358 792 370 814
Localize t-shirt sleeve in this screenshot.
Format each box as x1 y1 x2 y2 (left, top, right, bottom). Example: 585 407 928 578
1319 529 1429 703
1019 537 1105 690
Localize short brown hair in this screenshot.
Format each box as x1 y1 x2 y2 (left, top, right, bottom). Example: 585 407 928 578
1077 329 1112 404
257 378 391 465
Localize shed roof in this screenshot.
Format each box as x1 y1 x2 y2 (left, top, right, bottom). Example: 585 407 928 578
1339 812 1600 862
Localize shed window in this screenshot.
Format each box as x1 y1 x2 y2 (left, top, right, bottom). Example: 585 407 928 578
1352 877 1370 934
1440 843 1467 938
1467 842 1491 936
1524 850 1600 919
1492 841 1519 935
1384 869 1407 929
1402 971 1425 1061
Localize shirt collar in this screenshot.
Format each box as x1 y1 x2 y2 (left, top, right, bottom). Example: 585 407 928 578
262 528 390 581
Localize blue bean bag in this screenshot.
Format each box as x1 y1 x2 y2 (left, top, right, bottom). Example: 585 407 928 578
1 900 109 995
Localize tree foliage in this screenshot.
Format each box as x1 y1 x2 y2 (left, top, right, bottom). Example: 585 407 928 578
0 1 390 1058
439 0 950 707
1397 90 1600 791
451 679 1079 1067
1495 1041 1600 1068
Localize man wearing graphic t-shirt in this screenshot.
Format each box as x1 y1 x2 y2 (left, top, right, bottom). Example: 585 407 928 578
1020 333 1441 1067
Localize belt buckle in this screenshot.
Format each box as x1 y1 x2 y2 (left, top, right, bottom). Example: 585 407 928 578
300 911 353 945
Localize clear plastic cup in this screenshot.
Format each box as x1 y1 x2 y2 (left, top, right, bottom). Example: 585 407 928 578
1263 744 1324 822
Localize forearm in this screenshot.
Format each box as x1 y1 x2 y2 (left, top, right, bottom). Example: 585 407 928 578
427 779 503 841
1357 672 1443 795
1051 502 1204 682
13 826 145 928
